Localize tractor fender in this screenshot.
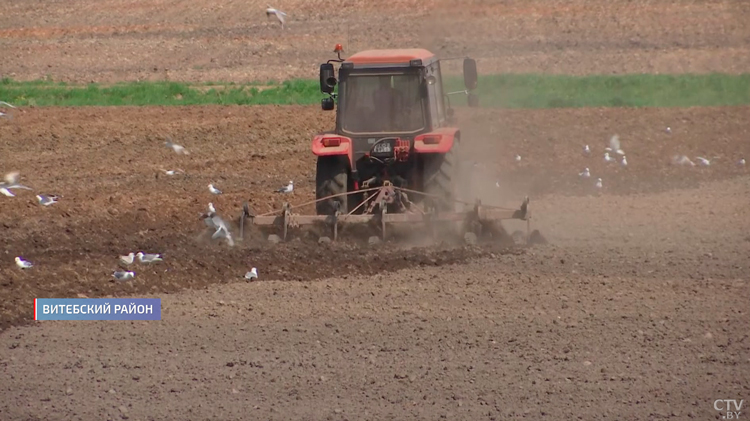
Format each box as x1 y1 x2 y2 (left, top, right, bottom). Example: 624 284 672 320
311 134 354 168
413 128 459 154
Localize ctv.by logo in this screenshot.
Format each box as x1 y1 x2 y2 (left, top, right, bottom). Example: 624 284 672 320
714 399 743 419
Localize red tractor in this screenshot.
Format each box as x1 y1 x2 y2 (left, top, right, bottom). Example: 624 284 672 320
312 45 479 216
237 45 530 244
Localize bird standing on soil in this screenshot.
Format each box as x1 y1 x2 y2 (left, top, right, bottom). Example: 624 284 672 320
15 257 33 269
583 144 591 155
276 181 293 193
113 270 135 281
514 154 521 162
245 267 258 280
739 158 746 166
266 6 287 28
136 252 163 263
579 167 590 178
595 177 603 189
208 183 223 195
621 156 628 167
119 252 135 265
604 152 615 163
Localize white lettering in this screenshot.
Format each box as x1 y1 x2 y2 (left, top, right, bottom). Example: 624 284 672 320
43 305 50 314
128 303 136 314
137 305 145 314
145 305 153 314
65 304 73 314
103 303 110 314
73 305 80 314
114 305 122 314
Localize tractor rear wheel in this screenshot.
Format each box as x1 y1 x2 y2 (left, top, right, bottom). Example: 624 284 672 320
423 137 461 212
315 156 349 215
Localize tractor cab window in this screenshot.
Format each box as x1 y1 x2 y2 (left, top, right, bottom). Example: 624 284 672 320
341 73 425 134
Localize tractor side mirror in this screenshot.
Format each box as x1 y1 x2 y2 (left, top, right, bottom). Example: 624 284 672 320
463 58 478 91
320 63 336 94
321 97 334 111
468 93 479 108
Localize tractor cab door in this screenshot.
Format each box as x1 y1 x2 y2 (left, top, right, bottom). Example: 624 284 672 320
424 62 447 130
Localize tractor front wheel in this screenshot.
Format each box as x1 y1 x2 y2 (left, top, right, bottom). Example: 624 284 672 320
315 156 349 215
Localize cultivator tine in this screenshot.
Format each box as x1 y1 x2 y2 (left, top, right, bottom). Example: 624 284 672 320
332 201 340 241
380 199 387 241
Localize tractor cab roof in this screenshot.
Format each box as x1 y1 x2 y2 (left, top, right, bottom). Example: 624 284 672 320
343 48 437 68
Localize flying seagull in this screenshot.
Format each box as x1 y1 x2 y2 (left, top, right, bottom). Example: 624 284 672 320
0 171 33 196
605 134 625 155
15 256 33 269
0 101 16 119
160 168 185 176
266 6 287 28
136 252 163 263
165 139 189 155
695 156 710 166
36 194 59 206
276 181 293 193
245 267 258 280
113 270 135 281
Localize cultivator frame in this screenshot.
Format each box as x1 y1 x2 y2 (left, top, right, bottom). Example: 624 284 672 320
238 183 531 243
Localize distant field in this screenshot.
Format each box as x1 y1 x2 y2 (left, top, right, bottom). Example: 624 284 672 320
1 74 748 109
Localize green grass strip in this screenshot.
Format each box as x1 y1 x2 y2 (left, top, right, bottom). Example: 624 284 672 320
1 73 748 109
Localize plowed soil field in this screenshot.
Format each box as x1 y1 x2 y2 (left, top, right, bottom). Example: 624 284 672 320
1 0 749 420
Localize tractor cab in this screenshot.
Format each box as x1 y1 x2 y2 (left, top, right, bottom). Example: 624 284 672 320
311 45 480 216
319 46 478 138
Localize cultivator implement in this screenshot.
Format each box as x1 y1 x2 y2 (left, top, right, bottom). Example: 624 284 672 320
237 183 531 244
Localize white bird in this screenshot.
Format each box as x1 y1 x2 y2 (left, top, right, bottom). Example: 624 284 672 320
208 183 222 195
160 168 184 175
495 180 500 188
666 127 672 134
15 256 33 269
0 171 32 193
119 252 135 265
739 158 746 166
276 181 293 193
209 215 235 247
607 134 625 155
595 178 603 189
136 252 163 263
245 267 258 280
0 101 16 119
514 154 521 162
208 202 216 214
36 194 59 206
113 270 135 281
265 6 287 28
695 156 710 166
621 156 628 166
672 155 695 166
165 139 189 155
583 144 591 154
579 167 590 178
604 152 615 163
